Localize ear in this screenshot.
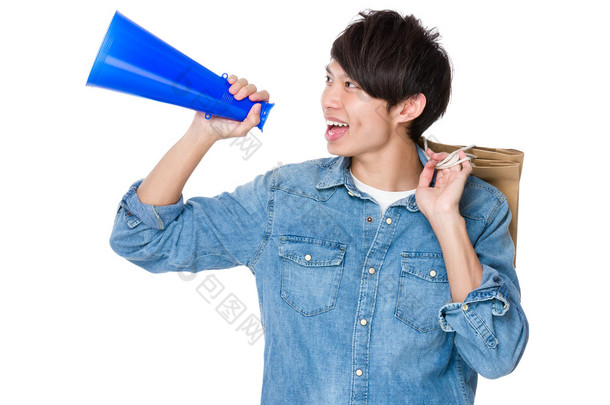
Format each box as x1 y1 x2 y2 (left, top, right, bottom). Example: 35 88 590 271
394 93 426 124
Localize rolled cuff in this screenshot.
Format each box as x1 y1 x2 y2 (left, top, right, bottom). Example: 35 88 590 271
438 265 512 347
119 179 184 230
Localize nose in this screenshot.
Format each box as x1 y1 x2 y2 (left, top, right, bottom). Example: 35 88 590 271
321 82 341 111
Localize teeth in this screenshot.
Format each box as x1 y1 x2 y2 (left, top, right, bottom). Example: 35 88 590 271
326 119 349 127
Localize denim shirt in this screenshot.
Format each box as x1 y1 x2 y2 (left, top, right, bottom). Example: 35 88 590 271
110 147 528 405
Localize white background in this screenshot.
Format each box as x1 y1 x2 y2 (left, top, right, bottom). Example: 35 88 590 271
2 0 608 404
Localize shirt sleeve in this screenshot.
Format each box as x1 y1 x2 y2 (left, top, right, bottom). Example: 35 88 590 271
438 198 529 379
109 168 276 274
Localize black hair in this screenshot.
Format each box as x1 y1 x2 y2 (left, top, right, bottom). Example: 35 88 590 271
330 9 452 141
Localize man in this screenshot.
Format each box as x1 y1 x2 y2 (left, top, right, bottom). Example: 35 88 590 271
110 9 528 404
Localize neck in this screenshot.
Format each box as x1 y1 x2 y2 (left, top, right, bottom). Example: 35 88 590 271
350 137 423 192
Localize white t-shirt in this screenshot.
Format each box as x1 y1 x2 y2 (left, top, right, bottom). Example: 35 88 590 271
350 169 416 216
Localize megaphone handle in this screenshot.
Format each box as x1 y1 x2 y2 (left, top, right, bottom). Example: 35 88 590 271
203 73 230 120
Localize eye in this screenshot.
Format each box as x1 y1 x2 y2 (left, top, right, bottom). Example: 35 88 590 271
345 81 359 89
325 75 332 84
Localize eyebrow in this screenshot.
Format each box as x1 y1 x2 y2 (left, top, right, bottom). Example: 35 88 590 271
325 64 347 79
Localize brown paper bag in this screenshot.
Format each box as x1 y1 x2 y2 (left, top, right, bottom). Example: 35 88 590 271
417 138 524 259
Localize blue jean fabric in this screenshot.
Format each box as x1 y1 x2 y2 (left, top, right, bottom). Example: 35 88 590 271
110 146 528 404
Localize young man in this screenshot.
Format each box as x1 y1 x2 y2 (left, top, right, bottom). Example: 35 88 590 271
110 10 528 404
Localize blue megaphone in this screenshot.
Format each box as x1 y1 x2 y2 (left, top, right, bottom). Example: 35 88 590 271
86 11 274 131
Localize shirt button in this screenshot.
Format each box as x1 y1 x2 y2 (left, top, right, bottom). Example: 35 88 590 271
366 216 373 223
304 254 312 261
429 270 437 278
348 190 354 196
360 319 367 326
368 267 375 275
462 304 469 311
355 369 363 376
386 217 392 225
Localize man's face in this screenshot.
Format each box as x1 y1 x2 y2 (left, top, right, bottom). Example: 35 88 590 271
321 60 397 158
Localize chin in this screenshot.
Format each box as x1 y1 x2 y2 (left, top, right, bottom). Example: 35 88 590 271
328 143 362 158
326 143 346 157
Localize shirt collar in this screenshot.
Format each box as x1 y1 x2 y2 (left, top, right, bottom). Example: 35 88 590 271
315 145 430 212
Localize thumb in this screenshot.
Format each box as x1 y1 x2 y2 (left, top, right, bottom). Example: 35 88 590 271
234 103 261 135
245 103 261 127
418 161 436 188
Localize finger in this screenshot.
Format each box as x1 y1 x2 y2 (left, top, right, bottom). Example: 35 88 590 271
426 148 449 161
448 159 463 173
227 74 238 84
235 83 258 100
229 77 249 95
236 103 261 133
458 150 473 175
431 152 450 161
426 157 447 170
249 89 270 102
417 161 436 188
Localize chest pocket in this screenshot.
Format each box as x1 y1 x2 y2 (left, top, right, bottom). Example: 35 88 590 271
279 235 346 316
395 252 452 332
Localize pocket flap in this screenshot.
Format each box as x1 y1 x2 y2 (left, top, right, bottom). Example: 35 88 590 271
279 235 346 266
401 252 448 282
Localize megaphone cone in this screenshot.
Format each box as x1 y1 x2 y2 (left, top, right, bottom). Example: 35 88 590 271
87 11 274 131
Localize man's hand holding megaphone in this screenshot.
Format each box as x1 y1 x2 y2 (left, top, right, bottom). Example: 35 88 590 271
191 75 270 142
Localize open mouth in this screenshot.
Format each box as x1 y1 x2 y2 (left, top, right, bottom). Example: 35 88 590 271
325 119 350 141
